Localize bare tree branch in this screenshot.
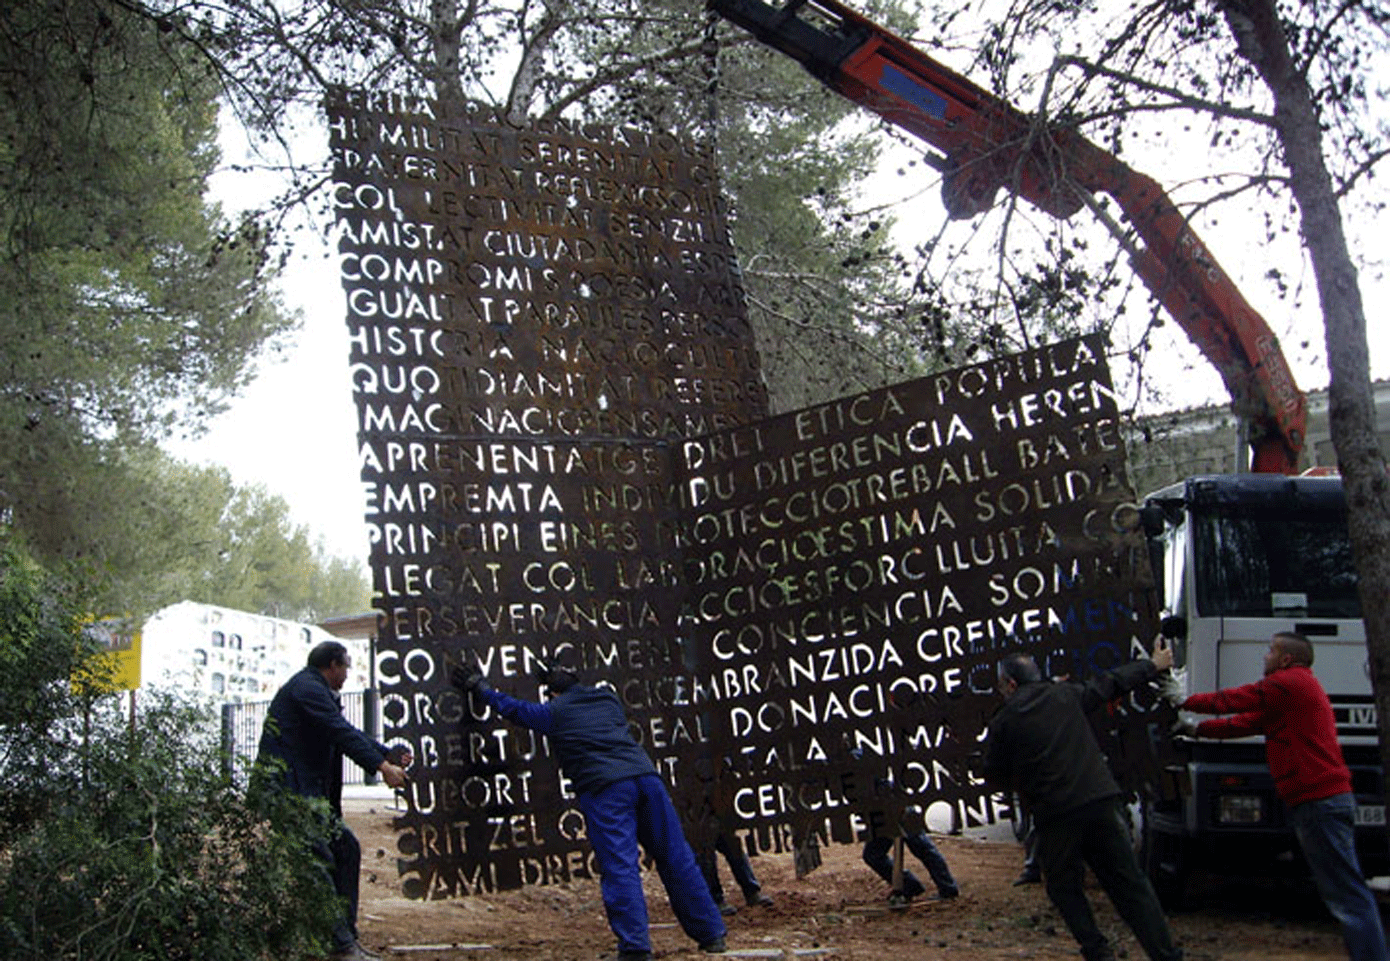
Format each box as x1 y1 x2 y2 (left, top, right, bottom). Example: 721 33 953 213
1051 54 1275 126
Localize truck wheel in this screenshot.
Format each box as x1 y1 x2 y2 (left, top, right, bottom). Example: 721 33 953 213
1140 801 1188 910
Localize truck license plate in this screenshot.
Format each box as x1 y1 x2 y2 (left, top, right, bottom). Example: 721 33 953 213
1355 805 1385 826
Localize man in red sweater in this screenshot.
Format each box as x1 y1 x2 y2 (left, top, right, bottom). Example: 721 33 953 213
1179 631 1386 961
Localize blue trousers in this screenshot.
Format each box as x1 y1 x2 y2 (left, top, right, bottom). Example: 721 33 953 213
1288 792 1389 961
863 831 958 898
580 773 726 954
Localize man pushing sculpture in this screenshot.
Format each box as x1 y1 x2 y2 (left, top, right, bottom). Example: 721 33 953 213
451 658 728 961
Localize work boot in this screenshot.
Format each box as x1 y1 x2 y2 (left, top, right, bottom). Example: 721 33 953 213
1081 941 1116 961
1013 867 1042 886
931 885 959 900
700 935 728 953
744 889 773 907
613 950 652 961
714 897 738 916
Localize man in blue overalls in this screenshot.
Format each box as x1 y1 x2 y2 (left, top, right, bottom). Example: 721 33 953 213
453 661 727 961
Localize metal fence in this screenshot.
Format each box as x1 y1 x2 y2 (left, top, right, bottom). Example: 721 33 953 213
221 690 381 786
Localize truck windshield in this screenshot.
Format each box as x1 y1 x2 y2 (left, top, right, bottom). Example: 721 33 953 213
1191 507 1360 618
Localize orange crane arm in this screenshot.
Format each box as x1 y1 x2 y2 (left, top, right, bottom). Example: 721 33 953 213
710 0 1306 473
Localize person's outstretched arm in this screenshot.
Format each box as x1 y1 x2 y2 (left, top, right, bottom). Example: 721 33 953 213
451 663 553 733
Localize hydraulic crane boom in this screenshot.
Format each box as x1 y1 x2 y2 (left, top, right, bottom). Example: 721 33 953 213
709 0 1307 473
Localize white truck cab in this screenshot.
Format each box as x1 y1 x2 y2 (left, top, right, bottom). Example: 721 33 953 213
1139 473 1385 904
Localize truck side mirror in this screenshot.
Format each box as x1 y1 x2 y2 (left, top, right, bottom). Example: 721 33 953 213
1140 505 1165 538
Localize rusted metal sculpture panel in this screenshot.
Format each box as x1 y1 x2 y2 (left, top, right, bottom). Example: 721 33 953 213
329 88 1164 901
328 90 768 898
676 335 1163 858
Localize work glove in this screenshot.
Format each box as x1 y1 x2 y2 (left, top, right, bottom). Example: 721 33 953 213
1155 667 1186 709
899 804 927 836
451 662 489 694
1170 717 1199 740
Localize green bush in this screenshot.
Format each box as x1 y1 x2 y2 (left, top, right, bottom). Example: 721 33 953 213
0 542 94 841
0 541 341 960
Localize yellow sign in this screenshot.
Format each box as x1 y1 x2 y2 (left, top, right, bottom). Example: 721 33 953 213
75 616 142 693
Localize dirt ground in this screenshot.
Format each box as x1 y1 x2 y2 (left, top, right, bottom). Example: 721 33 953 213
346 798 1356 960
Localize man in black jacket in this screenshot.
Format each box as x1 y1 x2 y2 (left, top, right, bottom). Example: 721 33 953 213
256 641 410 961
984 641 1181 961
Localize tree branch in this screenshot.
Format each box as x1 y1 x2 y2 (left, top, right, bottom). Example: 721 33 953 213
1050 53 1275 127
1336 145 1390 200
1297 0 1360 80
539 21 709 122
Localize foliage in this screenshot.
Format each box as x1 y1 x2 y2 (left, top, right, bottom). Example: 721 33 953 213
112 0 951 410
0 542 96 840
0 0 370 626
2 440 368 622
195 478 372 621
705 7 945 410
0 0 299 588
0 540 341 961
895 0 1389 413
135 452 370 621
534 0 954 405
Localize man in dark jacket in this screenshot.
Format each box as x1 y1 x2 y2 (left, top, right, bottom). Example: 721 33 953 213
984 641 1181 961
1178 632 1387 961
256 641 410 961
453 661 726 961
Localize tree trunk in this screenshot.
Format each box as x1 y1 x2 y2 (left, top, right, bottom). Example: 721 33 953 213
505 1 565 123
429 0 466 107
1218 0 1390 837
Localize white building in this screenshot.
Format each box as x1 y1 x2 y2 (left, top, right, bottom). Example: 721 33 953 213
1125 378 1390 496
139 600 372 704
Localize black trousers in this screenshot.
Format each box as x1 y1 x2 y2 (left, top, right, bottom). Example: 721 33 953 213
862 832 958 898
315 822 362 951
699 832 762 903
1036 797 1181 961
